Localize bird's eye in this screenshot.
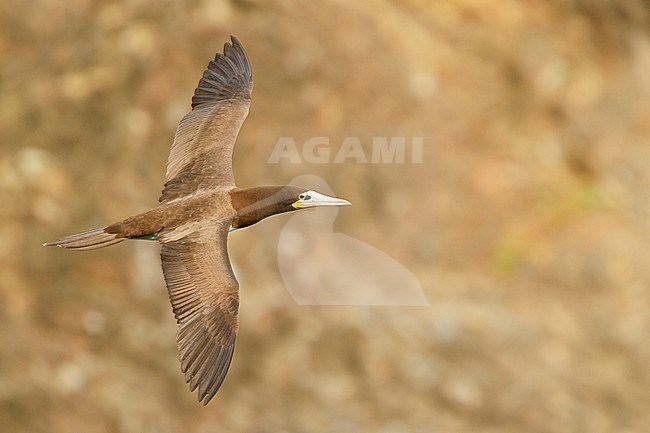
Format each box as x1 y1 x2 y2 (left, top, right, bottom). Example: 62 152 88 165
299 193 305 200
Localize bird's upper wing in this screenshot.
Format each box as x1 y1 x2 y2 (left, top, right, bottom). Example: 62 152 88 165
160 35 253 203
159 221 239 405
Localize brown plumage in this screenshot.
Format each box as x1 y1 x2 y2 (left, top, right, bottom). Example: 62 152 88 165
44 36 350 405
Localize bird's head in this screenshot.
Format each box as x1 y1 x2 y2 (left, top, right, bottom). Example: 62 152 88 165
230 185 350 231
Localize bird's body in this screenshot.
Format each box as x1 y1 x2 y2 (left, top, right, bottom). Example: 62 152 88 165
45 36 350 405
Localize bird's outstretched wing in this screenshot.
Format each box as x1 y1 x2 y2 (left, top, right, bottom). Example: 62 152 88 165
160 35 253 203
159 221 239 405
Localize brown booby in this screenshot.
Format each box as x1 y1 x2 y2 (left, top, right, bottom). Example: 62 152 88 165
44 36 350 405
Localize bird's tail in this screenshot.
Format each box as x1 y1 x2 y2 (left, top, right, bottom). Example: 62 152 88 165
44 206 165 251
43 227 125 251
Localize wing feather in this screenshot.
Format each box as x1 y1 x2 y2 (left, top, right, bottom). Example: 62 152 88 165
160 36 253 203
160 222 239 405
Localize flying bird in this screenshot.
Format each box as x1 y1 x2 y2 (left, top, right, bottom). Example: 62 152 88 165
44 36 351 405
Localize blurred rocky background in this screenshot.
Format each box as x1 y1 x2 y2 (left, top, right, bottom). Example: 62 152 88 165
1 0 650 432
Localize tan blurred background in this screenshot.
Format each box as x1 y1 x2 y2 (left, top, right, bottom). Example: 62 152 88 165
2 0 650 432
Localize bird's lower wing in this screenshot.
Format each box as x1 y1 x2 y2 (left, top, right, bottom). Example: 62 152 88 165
159 221 239 405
